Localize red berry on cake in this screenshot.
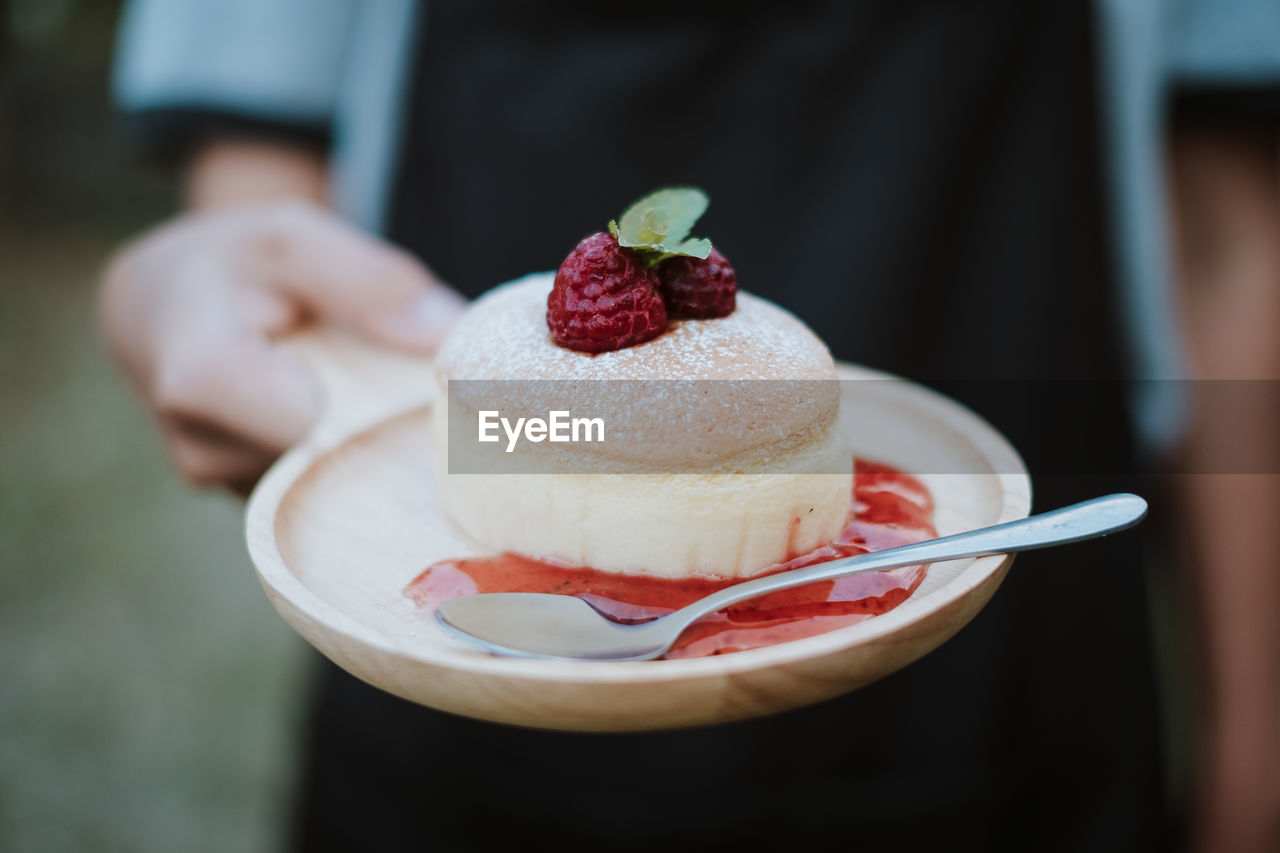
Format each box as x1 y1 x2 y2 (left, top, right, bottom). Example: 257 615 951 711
656 246 737 319
546 187 735 353
546 232 668 354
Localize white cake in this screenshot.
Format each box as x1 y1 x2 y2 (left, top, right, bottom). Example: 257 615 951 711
431 273 853 579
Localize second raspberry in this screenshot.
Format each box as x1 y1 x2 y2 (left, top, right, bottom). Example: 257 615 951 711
657 247 738 319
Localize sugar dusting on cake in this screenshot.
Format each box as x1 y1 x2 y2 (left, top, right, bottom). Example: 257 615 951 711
438 273 835 383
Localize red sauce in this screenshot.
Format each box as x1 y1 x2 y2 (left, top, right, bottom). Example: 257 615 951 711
406 459 935 659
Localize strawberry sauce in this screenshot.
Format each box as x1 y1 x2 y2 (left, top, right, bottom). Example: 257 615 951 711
405 459 935 659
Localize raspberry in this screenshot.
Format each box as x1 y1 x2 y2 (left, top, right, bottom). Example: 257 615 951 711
656 247 737 319
546 232 668 353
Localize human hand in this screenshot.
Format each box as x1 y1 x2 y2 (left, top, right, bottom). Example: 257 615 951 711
101 201 465 492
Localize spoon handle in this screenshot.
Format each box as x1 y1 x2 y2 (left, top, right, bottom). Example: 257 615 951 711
668 493 1147 630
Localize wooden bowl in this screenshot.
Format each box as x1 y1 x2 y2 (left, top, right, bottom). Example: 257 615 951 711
246 330 1029 732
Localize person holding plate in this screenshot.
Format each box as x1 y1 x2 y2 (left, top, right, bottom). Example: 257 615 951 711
103 1 1280 849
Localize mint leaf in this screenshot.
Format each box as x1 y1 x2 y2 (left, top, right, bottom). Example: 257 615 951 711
612 186 711 263
649 238 712 264
637 207 670 245
667 236 712 259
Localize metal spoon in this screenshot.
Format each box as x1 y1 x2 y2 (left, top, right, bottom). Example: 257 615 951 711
436 493 1147 661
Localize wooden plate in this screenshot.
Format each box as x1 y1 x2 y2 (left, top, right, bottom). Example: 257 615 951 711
246 330 1029 732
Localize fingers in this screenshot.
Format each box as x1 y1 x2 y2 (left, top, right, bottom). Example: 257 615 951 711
367 283 468 352
160 415 279 489
251 203 466 353
155 339 321 490
99 200 462 494
153 334 321 454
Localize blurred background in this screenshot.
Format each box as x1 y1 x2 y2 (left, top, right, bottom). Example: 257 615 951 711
1 2 306 850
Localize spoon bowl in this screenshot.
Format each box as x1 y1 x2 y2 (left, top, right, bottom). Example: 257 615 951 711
435 595 672 661
437 493 1148 661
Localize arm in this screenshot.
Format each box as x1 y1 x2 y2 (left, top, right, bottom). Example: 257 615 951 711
100 139 464 492
1169 123 1280 853
184 138 330 209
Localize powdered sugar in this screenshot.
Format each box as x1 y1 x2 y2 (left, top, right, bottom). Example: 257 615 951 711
438 272 835 382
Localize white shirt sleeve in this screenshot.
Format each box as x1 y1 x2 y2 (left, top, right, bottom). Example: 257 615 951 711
113 0 358 125
1167 0 1280 84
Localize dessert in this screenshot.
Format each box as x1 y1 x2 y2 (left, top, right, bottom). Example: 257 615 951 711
414 188 933 658
432 272 852 577
432 187 852 577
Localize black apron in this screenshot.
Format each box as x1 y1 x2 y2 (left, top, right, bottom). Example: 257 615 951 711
294 3 1169 850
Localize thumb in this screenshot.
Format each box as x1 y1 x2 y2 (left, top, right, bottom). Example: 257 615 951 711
155 326 323 453
364 281 468 353
260 205 467 353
